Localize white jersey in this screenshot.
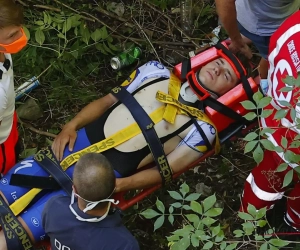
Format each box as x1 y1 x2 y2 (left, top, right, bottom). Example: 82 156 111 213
0 54 15 144
122 61 216 153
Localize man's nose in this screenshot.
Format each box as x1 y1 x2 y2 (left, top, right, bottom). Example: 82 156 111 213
214 66 222 75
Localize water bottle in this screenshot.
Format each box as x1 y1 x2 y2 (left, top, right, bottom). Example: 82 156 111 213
180 0 193 42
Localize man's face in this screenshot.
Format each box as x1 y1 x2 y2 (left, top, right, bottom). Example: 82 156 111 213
198 58 239 96
0 25 23 45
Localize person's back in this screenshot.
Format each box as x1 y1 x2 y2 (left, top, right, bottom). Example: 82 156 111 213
42 195 139 250
236 0 300 36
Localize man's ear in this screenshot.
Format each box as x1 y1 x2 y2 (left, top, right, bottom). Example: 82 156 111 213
72 185 77 193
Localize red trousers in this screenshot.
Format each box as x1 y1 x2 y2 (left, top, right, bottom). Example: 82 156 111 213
0 112 18 175
241 150 300 228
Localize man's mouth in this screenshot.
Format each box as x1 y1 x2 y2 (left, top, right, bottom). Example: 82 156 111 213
207 71 213 80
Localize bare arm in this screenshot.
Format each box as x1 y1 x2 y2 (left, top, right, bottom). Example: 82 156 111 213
215 0 252 58
52 93 117 160
115 145 202 192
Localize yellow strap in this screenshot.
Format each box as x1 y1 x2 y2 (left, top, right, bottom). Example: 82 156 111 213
61 106 166 170
10 188 42 216
163 73 181 124
156 90 221 153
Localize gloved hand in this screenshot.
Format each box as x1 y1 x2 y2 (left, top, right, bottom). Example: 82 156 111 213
260 79 269 95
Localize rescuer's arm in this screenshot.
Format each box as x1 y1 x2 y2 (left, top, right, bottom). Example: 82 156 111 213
115 144 202 192
215 0 252 58
52 93 118 160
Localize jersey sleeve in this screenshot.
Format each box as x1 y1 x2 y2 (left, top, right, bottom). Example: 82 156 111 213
120 61 170 94
178 121 216 153
41 195 61 231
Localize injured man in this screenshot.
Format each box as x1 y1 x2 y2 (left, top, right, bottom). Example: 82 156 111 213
0 43 257 249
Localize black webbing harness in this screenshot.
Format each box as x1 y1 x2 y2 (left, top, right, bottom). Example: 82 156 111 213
110 86 173 184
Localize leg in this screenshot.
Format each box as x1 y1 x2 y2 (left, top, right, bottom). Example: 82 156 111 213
286 183 300 229
240 150 295 212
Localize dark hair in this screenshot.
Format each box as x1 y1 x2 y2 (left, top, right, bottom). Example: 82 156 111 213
0 0 23 29
73 153 115 209
234 52 253 79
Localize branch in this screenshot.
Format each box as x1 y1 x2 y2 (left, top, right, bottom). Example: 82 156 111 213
19 120 57 138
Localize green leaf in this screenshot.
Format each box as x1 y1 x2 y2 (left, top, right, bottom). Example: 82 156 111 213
102 42 114 55
277 100 291 107
202 217 216 226
140 209 160 219
244 132 258 141
258 96 272 109
253 144 264 164
23 26 30 40
173 237 190 250
169 206 174 213
233 229 244 237
91 29 103 42
63 17 72 33
283 75 297 86
244 140 258 153
225 243 238 250
242 221 254 235
191 201 203 214
281 136 288 149
191 233 199 247
35 20 44 26
202 241 213 250
274 146 283 153
220 242 227 250
180 182 189 197
35 29 45 45
274 109 288 120
253 91 264 104
238 212 254 220
247 204 257 217
260 242 268 250
154 215 165 231
168 191 183 200
168 214 174 225
204 208 222 217
255 234 264 240
269 239 289 247
260 127 275 136
261 109 273 118
211 225 221 237
171 202 182 208
20 148 38 159
185 193 201 201
257 220 267 227
276 163 288 172
279 86 293 92
173 225 194 237
290 108 296 121
214 230 224 242
182 205 191 210
255 207 267 220
244 112 257 121
156 199 165 213
282 169 293 188
99 26 108 39
241 100 257 110
269 245 279 250
185 214 200 224
203 194 216 212
108 41 119 51
260 139 275 151
80 23 90 45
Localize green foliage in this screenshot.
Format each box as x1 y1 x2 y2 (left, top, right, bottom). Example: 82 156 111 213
141 183 290 249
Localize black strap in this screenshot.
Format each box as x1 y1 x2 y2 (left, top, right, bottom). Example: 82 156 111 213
0 196 34 250
34 148 73 196
11 148 73 196
0 58 11 80
111 86 173 184
189 115 213 151
181 59 192 80
10 174 61 190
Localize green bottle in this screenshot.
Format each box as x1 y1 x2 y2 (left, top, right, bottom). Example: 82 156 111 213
110 46 142 70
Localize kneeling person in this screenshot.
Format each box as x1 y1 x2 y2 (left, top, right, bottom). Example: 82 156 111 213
42 153 140 250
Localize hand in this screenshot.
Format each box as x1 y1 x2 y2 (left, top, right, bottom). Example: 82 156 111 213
228 39 253 59
52 124 77 161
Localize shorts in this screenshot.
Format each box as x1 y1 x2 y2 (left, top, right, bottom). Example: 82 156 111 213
0 112 19 175
237 21 271 59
